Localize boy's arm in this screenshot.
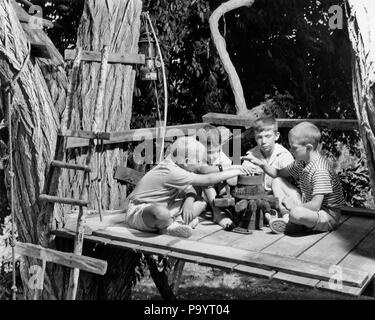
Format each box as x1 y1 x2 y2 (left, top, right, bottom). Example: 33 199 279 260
196 164 242 174
240 154 290 179
300 194 324 211
191 168 251 187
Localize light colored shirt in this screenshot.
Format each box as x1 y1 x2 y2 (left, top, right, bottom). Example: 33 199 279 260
127 156 197 207
286 155 345 208
209 150 232 166
242 143 294 191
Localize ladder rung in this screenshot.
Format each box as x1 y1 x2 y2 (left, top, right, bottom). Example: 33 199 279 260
58 130 110 140
51 161 91 172
39 195 88 207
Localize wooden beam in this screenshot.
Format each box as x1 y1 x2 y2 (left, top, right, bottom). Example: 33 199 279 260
114 166 143 185
66 123 210 148
338 206 375 218
51 160 91 172
90 227 369 288
59 130 110 140
202 113 359 130
39 194 89 207
64 49 145 65
15 242 107 275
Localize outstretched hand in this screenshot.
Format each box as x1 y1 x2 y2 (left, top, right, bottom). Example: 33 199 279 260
240 153 265 167
237 167 253 176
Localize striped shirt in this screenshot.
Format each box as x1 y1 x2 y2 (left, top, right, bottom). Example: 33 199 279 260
286 155 345 208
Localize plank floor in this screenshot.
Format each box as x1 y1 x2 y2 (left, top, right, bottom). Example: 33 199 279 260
54 212 375 297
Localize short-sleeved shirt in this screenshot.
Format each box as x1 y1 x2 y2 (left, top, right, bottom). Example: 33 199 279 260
286 155 345 208
210 150 232 166
242 143 294 190
126 156 197 207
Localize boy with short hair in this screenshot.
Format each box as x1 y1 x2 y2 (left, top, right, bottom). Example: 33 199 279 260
242 116 294 192
241 121 345 234
125 136 251 238
198 125 237 229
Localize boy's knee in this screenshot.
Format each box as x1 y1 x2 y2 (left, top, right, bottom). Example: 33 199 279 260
144 205 172 229
289 206 307 222
271 177 284 188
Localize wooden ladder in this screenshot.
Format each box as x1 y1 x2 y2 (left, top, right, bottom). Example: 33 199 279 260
38 46 144 300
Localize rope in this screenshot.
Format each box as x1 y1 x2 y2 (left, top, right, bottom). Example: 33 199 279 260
144 12 168 163
2 43 31 301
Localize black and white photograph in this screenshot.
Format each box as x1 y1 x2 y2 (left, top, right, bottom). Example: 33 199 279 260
0 0 375 306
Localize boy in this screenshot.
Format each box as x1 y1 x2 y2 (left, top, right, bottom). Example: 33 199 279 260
242 116 294 193
198 126 237 229
125 136 251 238
241 121 345 234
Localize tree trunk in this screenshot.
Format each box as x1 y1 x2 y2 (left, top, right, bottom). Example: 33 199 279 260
58 0 142 216
0 0 60 299
347 0 375 204
53 0 143 300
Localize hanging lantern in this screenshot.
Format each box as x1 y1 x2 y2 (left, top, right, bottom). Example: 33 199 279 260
138 18 158 81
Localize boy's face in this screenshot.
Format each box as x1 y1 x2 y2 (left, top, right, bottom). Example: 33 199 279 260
254 127 279 155
288 136 309 161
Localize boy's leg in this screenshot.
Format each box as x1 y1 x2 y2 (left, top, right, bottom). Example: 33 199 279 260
142 205 172 230
289 206 338 231
271 177 302 215
204 187 233 228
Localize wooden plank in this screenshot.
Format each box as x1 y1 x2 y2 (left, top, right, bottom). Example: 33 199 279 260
230 227 285 251
51 160 91 172
233 264 276 279
64 49 145 65
338 206 375 218
92 227 369 287
201 229 247 246
64 212 125 235
317 226 375 296
202 113 359 130
189 219 223 241
52 229 171 256
66 123 210 148
272 216 375 290
15 242 107 275
59 130 110 140
262 216 350 257
39 194 88 207
114 166 143 185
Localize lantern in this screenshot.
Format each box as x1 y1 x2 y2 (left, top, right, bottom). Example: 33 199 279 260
138 27 158 81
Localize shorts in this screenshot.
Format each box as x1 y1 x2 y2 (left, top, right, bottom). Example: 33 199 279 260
312 207 341 232
125 200 185 232
125 202 157 232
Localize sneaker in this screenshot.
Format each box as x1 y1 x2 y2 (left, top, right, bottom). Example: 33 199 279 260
188 217 200 229
162 221 193 238
269 217 288 234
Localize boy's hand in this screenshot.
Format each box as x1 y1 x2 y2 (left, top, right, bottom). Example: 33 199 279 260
236 167 253 176
182 197 195 224
240 154 265 167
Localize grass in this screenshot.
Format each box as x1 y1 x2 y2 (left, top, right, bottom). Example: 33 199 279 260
131 262 372 300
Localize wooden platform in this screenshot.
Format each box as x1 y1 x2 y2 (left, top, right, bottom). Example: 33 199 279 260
52 212 375 297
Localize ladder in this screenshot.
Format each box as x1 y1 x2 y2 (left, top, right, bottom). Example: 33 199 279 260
38 46 144 300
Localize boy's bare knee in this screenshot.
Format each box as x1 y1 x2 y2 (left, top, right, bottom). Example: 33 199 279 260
289 206 305 223
144 205 171 229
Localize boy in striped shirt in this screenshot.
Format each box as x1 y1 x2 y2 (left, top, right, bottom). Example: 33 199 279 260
241 121 345 234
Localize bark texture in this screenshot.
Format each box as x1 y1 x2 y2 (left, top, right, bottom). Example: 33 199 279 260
347 0 375 203
0 0 60 299
58 0 142 216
